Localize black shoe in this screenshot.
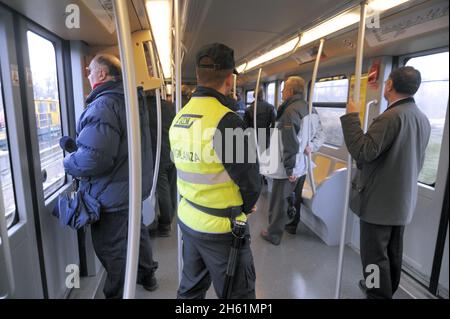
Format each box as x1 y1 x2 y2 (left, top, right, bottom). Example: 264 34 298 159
137 273 158 292
284 225 297 235
260 230 280 246
157 225 171 237
156 229 171 237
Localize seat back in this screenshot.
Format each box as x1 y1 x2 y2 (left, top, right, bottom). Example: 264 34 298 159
334 161 347 171
312 155 332 185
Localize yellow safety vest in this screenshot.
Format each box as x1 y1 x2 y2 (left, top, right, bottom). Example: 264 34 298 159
169 96 246 233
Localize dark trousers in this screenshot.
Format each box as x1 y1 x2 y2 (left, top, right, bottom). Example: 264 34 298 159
267 178 299 244
285 174 307 230
360 219 405 299
177 223 256 299
155 163 177 228
91 210 158 299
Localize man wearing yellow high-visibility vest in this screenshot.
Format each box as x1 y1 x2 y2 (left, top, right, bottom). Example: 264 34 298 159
169 43 261 299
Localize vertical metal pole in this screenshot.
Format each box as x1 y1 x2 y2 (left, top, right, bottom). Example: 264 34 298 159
148 41 163 205
253 68 262 162
174 0 183 283
113 0 142 299
307 38 325 195
155 58 166 100
335 1 367 299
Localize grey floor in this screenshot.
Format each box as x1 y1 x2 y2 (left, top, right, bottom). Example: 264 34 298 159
133 186 412 299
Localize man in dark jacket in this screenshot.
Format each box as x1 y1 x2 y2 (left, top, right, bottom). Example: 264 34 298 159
244 88 276 150
340 66 431 299
63 54 158 298
147 94 177 236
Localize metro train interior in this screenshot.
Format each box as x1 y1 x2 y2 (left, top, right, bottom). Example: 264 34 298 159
0 0 448 300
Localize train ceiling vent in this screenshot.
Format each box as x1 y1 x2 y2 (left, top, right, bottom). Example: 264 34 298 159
365 0 449 47
81 0 116 34
292 46 327 66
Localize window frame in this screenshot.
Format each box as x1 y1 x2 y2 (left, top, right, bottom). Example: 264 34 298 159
399 47 449 188
0 62 19 228
266 81 276 106
22 20 73 202
245 89 255 106
308 75 349 148
278 80 285 106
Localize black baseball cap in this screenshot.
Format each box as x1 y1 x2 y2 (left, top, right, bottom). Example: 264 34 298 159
196 43 238 74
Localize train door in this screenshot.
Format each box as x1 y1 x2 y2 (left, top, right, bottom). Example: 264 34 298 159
0 6 43 298
11 16 79 298
400 50 449 297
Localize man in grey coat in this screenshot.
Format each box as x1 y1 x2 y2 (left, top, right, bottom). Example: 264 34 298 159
340 66 431 299
261 76 325 245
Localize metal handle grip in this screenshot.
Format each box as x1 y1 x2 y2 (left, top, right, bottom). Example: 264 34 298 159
307 38 325 195
148 39 163 204
363 100 378 133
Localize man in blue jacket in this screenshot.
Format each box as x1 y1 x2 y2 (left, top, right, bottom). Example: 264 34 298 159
63 54 158 298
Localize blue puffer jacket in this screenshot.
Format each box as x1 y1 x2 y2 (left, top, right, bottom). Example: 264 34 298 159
63 81 153 213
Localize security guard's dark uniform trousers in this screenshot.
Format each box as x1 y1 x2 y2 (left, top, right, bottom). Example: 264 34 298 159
177 222 256 299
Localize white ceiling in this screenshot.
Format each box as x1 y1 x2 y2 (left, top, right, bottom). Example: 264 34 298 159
0 0 447 86
237 0 449 85
181 0 360 81
0 0 145 46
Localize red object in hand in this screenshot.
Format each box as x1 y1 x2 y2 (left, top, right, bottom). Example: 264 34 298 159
368 60 381 89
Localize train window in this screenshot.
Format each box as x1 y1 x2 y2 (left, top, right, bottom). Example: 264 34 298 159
405 51 449 186
278 80 285 106
0 74 17 228
246 90 254 106
267 82 276 106
312 77 349 147
27 31 65 199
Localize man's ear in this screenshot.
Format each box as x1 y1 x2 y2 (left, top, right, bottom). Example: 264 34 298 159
98 68 108 81
386 79 393 92
225 73 233 88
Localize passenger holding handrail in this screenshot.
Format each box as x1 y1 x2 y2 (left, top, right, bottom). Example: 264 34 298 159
62 54 158 298
340 66 431 299
261 76 325 245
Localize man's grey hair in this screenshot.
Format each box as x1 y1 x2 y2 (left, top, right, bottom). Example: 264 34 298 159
285 76 305 95
93 54 122 81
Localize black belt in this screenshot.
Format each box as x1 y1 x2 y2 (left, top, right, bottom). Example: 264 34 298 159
184 198 242 219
